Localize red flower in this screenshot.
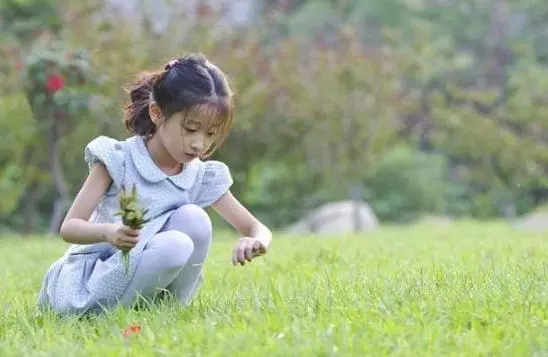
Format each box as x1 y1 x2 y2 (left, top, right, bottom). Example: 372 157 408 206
196 2 213 17
46 73 64 93
122 323 142 338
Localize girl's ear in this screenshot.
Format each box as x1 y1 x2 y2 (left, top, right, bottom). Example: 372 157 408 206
149 103 164 125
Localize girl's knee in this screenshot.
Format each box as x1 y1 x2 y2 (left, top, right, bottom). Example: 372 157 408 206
150 232 194 270
172 204 211 225
170 204 212 247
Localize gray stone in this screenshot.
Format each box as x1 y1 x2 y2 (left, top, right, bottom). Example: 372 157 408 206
284 200 379 236
512 211 548 232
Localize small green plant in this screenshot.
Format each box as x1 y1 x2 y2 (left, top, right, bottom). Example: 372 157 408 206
115 184 149 273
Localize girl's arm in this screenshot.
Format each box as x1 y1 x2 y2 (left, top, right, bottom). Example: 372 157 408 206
59 162 116 244
211 191 272 247
212 191 272 265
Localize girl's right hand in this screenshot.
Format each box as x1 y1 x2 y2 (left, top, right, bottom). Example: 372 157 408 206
105 222 140 250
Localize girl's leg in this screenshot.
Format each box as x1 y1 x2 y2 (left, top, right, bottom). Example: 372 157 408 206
162 204 213 304
119 231 194 305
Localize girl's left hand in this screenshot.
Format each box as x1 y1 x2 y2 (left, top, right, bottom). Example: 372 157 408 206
232 237 268 266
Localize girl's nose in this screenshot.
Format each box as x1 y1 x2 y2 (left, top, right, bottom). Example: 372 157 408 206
190 138 204 151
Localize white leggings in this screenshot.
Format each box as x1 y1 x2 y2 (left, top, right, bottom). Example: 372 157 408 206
119 204 212 306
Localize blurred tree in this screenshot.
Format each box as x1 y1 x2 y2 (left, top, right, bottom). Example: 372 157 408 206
3 0 548 233
254 0 548 220
402 0 548 217
269 32 415 197
0 0 61 42
21 38 98 232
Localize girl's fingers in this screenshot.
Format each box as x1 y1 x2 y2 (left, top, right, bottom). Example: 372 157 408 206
232 239 266 266
253 241 265 255
121 226 140 237
122 237 138 245
232 246 239 265
232 243 247 266
238 245 247 265
115 236 138 249
118 242 137 249
245 245 254 261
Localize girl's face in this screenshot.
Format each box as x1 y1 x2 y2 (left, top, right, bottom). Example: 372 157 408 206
155 107 220 164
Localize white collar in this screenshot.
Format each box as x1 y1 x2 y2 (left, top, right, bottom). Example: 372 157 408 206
127 136 200 190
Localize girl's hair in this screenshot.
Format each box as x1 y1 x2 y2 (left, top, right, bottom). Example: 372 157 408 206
123 53 234 157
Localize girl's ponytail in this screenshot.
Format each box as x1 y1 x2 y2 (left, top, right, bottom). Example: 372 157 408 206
123 71 164 136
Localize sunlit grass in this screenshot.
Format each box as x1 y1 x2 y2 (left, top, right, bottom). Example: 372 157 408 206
1 221 548 356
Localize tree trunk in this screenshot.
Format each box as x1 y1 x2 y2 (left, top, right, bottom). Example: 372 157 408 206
22 183 40 234
49 197 70 233
486 0 508 89
48 124 71 234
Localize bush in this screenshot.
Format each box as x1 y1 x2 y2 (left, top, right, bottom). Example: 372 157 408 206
363 145 461 222
241 160 343 229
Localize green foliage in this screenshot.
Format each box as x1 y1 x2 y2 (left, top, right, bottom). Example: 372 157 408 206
0 93 40 215
363 145 456 222
244 161 341 228
262 31 414 188
0 0 61 42
284 1 335 37
115 184 149 273
0 165 24 214
3 0 548 232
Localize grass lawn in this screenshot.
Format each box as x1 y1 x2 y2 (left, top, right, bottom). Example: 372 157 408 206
1 220 548 356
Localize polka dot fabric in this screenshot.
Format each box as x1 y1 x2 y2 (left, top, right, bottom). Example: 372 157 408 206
84 136 126 194
37 135 233 315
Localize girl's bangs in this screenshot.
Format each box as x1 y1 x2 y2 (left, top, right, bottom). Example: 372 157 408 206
187 98 233 136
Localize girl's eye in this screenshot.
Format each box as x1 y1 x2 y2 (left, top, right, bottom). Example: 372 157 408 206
184 127 197 133
207 132 216 137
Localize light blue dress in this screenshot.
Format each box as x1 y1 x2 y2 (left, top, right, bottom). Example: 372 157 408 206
37 135 233 315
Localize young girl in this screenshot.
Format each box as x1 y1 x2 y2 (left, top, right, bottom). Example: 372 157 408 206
37 54 272 316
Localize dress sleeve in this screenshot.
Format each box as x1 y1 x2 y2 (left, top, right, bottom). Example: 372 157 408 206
83 135 126 192
193 160 234 207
